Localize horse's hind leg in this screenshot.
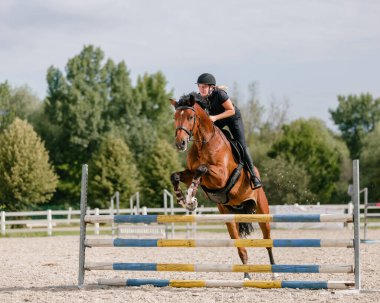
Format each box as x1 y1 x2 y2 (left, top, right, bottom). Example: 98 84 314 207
217 204 251 280
256 188 275 266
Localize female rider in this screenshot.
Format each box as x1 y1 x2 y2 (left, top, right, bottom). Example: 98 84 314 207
195 73 262 189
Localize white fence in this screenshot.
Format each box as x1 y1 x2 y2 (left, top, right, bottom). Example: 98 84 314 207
2 202 378 237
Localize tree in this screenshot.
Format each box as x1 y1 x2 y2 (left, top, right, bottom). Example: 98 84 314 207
261 156 317 204
329 93 380 159
268 119 350 203
361 122 380 202
44 46 109 162
42 45 136 205
230 82 288 168
0 82 41 131
129 72 174 156
0 118 58 211
139 139 182 207
241 82 265 140
89 136 140 209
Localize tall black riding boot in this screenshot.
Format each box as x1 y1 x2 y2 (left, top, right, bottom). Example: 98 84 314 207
243 147 262 190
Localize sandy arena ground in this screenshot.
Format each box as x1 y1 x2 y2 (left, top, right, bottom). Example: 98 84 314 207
0 229 379 303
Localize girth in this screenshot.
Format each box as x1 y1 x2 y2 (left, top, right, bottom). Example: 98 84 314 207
201 162 244 204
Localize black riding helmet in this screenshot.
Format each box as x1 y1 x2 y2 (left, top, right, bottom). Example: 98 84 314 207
196 73 216 86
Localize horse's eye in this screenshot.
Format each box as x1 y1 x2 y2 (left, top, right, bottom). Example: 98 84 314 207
188 116 194 121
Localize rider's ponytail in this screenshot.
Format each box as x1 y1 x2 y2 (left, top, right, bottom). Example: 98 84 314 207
215 85 228 92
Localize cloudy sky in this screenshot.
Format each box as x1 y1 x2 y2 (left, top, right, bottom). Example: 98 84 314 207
1 0 379 130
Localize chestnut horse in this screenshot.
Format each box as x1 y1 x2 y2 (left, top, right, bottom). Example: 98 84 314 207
170 93 275 279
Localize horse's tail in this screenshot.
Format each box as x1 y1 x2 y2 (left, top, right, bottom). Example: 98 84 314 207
225 199 256 238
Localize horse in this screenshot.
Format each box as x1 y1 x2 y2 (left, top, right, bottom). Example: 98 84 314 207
169 93 275 280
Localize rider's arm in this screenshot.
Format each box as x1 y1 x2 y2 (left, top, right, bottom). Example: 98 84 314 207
210 99 235 122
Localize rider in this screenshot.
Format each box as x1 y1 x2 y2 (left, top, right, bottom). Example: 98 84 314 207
195 73 262 189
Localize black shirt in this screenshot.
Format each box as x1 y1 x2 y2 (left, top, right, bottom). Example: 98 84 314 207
197 89 241 128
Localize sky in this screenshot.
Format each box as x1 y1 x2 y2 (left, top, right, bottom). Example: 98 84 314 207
1 0 380 130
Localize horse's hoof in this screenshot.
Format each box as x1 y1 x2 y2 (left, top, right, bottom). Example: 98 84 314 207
272 273 280 280
186 205 197 212
244 273 251 280
186 197 198 212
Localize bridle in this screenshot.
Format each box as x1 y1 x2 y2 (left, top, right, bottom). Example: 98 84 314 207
175 105 215 144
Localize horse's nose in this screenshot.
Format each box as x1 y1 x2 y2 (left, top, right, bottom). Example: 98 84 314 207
176 139 187 150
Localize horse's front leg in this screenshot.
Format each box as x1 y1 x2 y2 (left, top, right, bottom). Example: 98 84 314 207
170 169 193 209
184 165 208 211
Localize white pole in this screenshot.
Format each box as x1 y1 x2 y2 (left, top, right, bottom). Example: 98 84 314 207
1 211 5 236
94 208 100 235
116 191 120 215
130 194 133 214
170 192 175 238
110 196 114 237
164 190 168 239
47 209 52 236
136 192 140 214
186 209 190 239
363 188 368 241
78 164 88 288
353 160 361 291
347 202 354 230
67 207 72 224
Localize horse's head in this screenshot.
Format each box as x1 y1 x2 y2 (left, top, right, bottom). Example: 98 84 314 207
170 93 202 152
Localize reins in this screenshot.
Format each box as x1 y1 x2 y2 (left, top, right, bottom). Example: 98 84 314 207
175 105 215 145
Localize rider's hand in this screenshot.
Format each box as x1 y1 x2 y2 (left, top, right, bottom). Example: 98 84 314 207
209 116 217 123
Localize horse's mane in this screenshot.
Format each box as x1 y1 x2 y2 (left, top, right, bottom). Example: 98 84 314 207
177 92 203 108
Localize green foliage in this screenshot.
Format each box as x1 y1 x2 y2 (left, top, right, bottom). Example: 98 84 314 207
139 139 182 207
89 136 140 209
260 157 317 204
44 46 109 162
361 122 380 202
129 72 173 156
329 93 380 159
231 82 289 167
42 46 135 205
40 45 174 206
0 118 58 211
268 119 350 203
0 82 41 131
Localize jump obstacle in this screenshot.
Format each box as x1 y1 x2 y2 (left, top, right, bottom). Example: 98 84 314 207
78 160 361 291
362 188 380 244
109 191 166 238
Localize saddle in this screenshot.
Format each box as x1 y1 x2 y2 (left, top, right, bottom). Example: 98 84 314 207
201 129 245 204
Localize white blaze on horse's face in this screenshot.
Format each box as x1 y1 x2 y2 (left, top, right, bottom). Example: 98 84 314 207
174 108 195 152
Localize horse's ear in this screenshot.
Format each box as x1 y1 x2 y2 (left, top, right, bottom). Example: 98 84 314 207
169 98 177 107
189 94 196 106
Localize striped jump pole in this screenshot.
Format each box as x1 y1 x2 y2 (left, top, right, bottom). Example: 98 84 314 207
85 213 353 224
85 238 354 248
78 161 362 291
85 262 354 273
97 278 355 289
